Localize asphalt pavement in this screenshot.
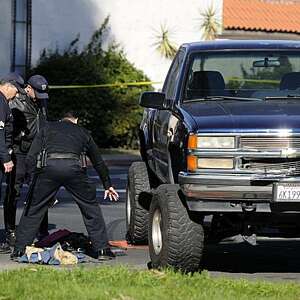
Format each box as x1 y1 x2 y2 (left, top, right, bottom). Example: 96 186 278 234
1 154 300 282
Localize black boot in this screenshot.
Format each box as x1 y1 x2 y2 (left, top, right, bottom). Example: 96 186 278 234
6 230 16 247
0 242 11 254
0 230 16 253
10 248 25 261
97 248 116 261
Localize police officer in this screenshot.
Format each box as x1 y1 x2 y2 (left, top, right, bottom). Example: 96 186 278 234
0 80 18 250
0 80 18 172
12 111 119 260
1 74 49 250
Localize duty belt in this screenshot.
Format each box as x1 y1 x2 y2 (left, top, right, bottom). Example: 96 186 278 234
47 153 80 160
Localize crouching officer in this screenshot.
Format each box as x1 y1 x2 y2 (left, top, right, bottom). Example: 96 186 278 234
11 111 119 260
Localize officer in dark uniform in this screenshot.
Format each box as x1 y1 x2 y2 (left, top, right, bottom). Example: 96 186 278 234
0 80 18 171
1 74 49 249
0 79 19 250
12 111 119 260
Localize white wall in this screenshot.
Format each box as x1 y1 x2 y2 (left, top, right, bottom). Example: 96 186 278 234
0 0 12 77
31 0 101 63
32 0 223 86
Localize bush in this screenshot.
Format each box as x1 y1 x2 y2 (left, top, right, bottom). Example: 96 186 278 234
30 17 152 148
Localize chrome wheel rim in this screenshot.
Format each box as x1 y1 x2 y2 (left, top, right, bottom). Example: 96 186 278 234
152 208 162 255
126 188 131 226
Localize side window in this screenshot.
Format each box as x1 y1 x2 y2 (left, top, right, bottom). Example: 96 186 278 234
163 50 185 99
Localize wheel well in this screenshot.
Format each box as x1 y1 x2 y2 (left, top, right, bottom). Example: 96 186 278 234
168 143 183 184
138 130 147 162
178 188 204 224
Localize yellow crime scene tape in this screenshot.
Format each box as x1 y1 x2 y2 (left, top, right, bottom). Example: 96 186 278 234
48 77 279 90
49 81 162 89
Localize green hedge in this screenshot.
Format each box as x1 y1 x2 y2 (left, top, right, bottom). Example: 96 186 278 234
30 17 152 148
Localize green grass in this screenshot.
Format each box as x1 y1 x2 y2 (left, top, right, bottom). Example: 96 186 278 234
0 266 300 300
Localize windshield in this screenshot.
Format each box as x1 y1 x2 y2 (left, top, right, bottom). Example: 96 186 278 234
183 51 300 101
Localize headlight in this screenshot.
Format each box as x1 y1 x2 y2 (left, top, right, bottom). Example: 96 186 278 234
187 156 234 171
197 158 234 169
188 135 235 149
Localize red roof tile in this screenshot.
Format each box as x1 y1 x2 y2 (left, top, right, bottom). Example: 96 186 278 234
223 0 300 33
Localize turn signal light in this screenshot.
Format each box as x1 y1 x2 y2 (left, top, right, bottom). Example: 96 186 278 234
188 134 197 149
187 155 197 172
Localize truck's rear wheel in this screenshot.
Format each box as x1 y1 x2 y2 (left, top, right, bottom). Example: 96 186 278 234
126 162 150 244
149 184 204 273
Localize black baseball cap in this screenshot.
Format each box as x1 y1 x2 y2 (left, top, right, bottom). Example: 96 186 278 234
1 72 25 94
61 110 80 119
27 75 49 99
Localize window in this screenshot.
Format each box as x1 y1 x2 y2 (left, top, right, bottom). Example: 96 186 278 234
184 51 300 101
163 50 185 99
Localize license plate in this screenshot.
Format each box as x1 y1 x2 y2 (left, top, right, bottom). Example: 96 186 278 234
273 183 300 202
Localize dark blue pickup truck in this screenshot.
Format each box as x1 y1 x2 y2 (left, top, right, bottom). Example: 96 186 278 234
126 40 300 272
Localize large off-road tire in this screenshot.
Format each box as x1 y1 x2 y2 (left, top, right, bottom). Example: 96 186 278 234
149 184 204 273
126 162 151 244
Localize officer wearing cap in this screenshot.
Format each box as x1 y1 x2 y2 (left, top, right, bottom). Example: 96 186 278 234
1 74 49 250
26 75 49 123
12 111 119 261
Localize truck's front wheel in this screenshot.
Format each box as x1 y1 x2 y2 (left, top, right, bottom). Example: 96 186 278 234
149 184 204 273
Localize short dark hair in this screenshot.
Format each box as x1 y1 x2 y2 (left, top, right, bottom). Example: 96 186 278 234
61 110 79 119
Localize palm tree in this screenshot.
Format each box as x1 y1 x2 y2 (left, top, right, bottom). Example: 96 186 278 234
200 5 221 41
152 24 177 59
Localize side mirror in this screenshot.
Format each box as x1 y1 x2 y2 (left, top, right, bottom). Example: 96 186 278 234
139 92 166 109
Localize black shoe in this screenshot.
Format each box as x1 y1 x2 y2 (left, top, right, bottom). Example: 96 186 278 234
6 230 16 247
97 248 116 261
10 248 25 261
0 242 11 254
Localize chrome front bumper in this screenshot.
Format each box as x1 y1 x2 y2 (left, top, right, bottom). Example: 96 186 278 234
179 172 300 213
179 172 300 202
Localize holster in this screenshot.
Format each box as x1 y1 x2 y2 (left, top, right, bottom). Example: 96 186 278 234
20 139 32 153
37 149 47 168
80 152 87 168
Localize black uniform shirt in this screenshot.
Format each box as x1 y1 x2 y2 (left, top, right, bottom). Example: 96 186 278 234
0 92 13 163
27 120 112 189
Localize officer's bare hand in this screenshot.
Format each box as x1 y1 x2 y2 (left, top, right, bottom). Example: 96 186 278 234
104 187 119 201
3 160 14 173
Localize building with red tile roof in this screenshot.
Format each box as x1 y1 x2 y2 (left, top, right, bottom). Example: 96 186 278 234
221 0 300 39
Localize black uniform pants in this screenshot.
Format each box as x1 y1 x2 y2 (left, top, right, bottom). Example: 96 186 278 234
4 153 48 234
15 159 109 251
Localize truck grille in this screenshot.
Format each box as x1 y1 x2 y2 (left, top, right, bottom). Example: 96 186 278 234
241 159 300 175
240 137 300 150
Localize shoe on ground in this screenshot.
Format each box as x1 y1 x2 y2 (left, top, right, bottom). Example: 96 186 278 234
0 242 11 254
97 248 116 261
10 248 25 261
6 230 16 247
